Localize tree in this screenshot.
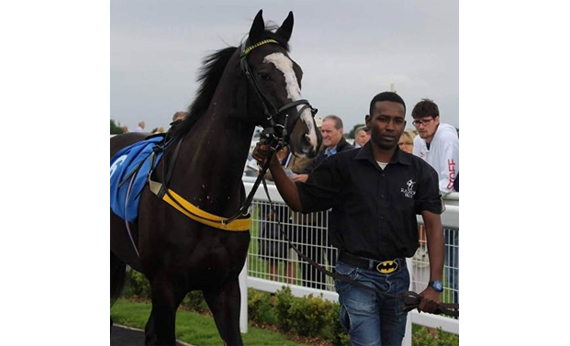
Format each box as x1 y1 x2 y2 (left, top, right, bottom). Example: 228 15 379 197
110 119 123 135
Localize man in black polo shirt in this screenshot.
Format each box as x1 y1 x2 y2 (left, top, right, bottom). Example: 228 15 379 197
253 92 444 346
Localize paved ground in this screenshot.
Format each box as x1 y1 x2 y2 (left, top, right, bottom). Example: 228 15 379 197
111 325 191 346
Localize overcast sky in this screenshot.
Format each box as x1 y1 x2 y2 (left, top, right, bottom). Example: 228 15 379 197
111 0 458 134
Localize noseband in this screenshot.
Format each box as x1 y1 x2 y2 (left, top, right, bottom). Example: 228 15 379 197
239 39 318 146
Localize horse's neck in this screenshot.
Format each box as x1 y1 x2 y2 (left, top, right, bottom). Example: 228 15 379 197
169 99 255 217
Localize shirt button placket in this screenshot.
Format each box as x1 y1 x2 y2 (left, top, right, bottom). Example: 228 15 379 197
378 171 387 221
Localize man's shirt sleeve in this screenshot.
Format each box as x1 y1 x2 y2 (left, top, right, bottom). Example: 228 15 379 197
415 162 443 215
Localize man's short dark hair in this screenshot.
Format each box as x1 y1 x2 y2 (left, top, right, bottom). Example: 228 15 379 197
369 92 406 116
323 115 343 130
411 98 439 119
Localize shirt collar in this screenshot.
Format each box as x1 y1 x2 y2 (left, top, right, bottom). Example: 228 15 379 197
355 141 412 166
324 146 338 157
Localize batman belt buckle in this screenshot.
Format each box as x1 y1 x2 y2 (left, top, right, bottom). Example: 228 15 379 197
376 260 398 274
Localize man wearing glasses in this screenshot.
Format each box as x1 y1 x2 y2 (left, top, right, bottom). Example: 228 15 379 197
411 99 459 195
411 98 459 306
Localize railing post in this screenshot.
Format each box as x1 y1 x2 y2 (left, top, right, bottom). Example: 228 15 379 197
239 256 248 334
402 258 413 346
403 318 412 346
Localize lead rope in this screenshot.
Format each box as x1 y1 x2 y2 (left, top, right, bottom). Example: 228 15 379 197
261 176 459 317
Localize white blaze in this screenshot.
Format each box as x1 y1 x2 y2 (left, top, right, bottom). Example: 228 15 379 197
263 53 318 149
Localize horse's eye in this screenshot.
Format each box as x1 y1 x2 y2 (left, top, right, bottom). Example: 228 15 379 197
258 73 270 81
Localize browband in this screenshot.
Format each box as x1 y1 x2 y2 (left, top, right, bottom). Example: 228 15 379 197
240 39 280 57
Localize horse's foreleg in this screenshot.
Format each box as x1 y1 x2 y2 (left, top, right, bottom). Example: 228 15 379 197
145 273 187 346
204 279 243 346
110 252 126 329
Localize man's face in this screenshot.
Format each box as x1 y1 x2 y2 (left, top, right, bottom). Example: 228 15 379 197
413 115 439 143
321 119 343 149
366 101 406 150
355 130 370 147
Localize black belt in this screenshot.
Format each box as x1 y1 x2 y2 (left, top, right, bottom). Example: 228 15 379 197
339 252 406 274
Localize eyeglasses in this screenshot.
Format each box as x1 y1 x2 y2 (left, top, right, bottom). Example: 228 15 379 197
412 118 434 127
398 142 413 146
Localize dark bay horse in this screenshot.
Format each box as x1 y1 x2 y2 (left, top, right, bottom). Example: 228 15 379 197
111 10 321 345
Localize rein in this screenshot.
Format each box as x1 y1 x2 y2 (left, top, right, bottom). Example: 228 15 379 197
239 39 318 146
223 38 319 225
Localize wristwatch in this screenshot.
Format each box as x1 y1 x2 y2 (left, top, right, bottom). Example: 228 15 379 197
429 280 444 292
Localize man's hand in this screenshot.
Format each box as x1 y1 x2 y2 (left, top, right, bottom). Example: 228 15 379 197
252 143 278 167
418 287 441 313
252 142 302 211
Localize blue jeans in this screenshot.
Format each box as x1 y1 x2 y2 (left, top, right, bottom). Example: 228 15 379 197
334 260 410 346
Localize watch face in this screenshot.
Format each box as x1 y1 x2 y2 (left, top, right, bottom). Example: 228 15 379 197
432 280 444 292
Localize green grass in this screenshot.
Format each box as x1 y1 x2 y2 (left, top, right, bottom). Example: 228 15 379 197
111 299 303 346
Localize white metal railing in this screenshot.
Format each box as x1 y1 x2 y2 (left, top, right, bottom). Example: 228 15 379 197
239 176 459 342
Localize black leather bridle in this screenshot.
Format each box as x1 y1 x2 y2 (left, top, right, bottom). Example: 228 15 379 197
238 39 318 147
223 39 319 225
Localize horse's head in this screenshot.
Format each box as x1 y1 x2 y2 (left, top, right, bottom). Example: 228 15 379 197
241 10 322 159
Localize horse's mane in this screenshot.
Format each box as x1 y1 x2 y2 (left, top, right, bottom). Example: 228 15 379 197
172 28 290 137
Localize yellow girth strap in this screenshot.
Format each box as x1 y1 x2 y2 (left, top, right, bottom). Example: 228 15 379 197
148 180 251 232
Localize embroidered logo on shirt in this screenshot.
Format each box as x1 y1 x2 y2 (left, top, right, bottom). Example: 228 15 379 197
400 179 416 198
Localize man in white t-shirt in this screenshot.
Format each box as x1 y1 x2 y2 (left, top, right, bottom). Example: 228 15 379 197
411 99 458 195
411 98 459 305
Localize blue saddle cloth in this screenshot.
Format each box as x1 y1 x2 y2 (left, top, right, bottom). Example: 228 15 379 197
110 136 165 222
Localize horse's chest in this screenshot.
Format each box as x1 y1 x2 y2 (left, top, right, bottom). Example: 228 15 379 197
162 234 249 274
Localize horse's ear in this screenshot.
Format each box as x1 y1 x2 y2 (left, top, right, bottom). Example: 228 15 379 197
276 11 294 42
249 10 265 42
